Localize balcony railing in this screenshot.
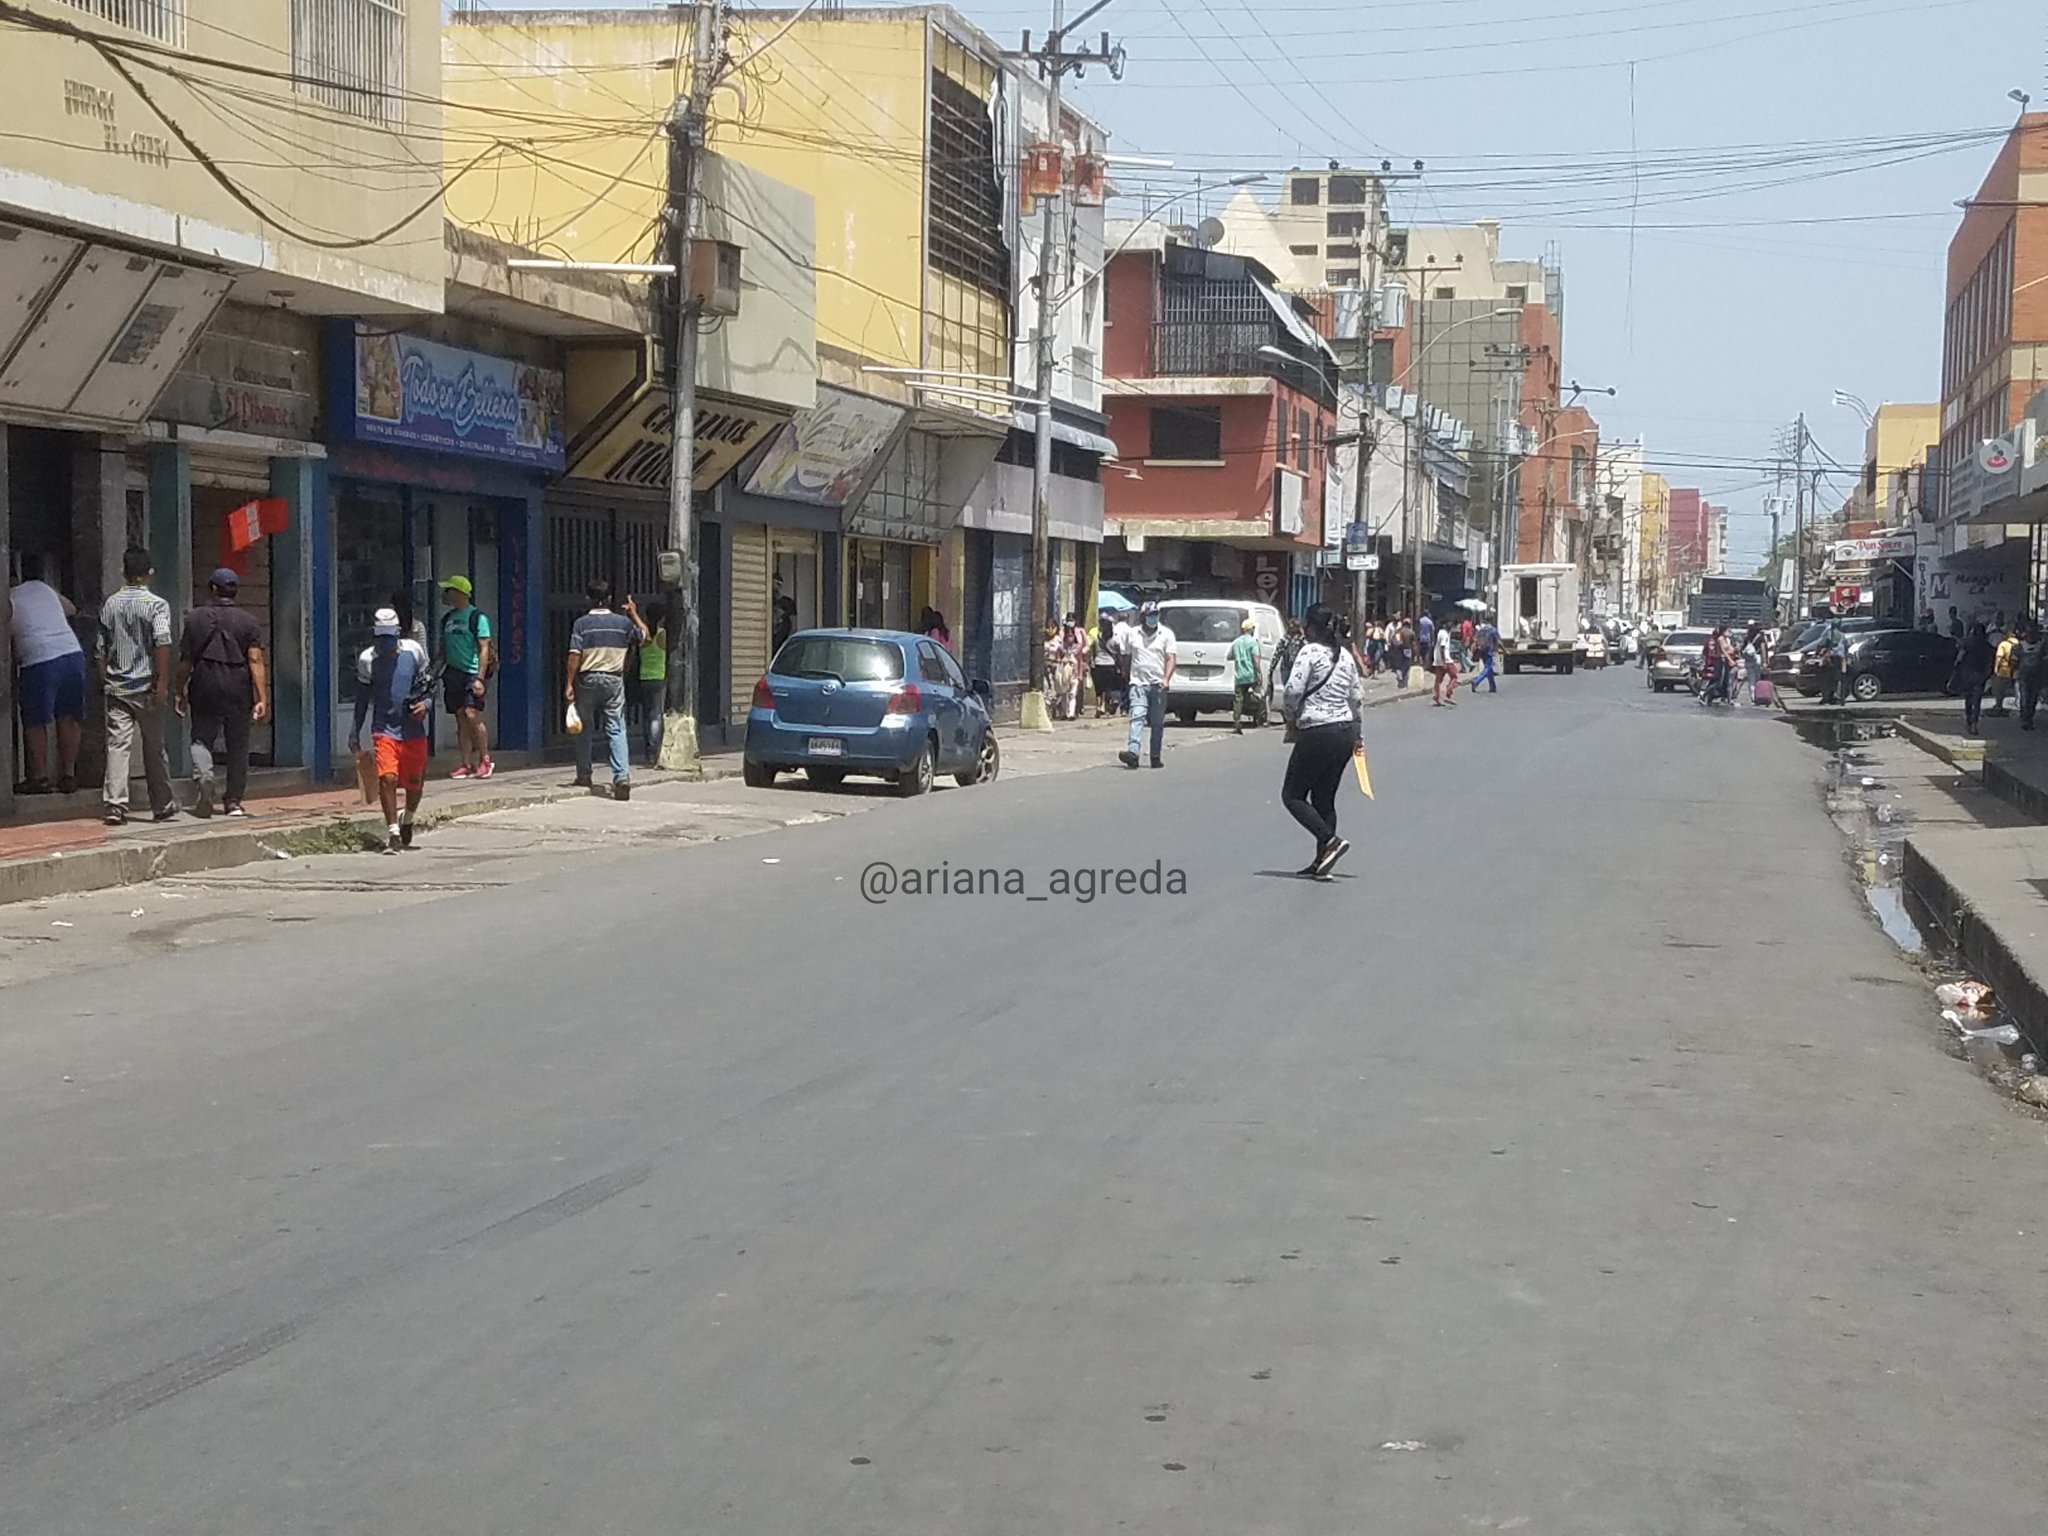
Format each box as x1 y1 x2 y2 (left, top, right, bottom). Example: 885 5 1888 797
1152 319 1283 378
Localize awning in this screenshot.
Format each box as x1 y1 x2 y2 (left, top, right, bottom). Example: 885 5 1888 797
1009 409 1119 457
1253 276 1338 362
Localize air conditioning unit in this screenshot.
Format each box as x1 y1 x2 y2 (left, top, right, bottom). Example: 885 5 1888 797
688 238 742 316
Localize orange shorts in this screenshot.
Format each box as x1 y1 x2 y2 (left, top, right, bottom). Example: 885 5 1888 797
373 735 429 794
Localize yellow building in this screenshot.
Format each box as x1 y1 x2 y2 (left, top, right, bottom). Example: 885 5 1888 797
444 5 1041 734
1854 403 1940 527
0 0 447 810
1638 472 1671 614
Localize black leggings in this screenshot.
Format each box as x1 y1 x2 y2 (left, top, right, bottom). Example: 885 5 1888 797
1282 722 1357 848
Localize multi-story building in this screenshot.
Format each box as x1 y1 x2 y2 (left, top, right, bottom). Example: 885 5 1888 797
1706 505 1729 577
1099 232 1336 607
0 0 447 815
444 5 1109 733
1594 440 1644 616
1217 166 1391 294
1932 113 2048 622
1667 486 1709 602
1638 472 1671 614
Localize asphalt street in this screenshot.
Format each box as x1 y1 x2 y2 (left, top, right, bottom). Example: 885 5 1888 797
5 666 2046 1534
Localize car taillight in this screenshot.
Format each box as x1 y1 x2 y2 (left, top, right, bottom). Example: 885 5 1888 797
887 684 923 715
752 677 774 711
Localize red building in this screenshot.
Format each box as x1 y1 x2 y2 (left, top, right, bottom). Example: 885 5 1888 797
1666 486 1709 591
1101 236 1336 605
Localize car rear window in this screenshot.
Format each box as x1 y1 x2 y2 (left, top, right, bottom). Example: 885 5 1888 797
771 636 904 682
1665 630 1710 647
1160 606 1248 644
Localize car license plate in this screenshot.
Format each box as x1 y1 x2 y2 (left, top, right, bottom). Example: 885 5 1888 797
1183 664 1220 679
807 737 843 757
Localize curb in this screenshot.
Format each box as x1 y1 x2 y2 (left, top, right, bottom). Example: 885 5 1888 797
1983 757 2048 825
1902 834 2048 1050
1897 719 1986 768
0 760 746 910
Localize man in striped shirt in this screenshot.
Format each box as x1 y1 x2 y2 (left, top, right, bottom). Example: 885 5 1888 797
566 578 641 799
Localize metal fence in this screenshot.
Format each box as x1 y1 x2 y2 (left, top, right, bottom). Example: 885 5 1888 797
58 0 184 45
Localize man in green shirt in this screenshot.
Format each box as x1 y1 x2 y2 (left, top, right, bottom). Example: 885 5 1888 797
1230 618 1265 733
438 575 493 779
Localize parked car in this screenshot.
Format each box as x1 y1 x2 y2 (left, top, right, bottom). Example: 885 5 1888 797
1646 628 1711 693
1155 599 1287 723
1768 618 1900 697
1838 627 1959 701
743 629 1000 796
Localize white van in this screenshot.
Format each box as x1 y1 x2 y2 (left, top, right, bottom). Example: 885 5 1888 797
1156 599 1288 722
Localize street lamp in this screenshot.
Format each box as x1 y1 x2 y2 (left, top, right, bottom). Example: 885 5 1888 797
2011 89 2032 113
1832 388 1874 427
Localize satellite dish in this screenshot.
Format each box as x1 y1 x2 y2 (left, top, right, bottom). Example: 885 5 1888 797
1195 216 1226 249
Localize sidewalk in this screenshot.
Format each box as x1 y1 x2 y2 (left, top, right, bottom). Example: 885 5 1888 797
0 755 736 907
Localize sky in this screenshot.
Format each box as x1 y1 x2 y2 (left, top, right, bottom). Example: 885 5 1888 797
541 0 2045 571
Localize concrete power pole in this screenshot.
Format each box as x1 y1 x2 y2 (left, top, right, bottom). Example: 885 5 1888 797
1021 0 1120 732
657 0 726 774
1791 412 1808 622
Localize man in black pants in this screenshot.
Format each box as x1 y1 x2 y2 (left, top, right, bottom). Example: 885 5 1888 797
2018 621 2045 731
175 567 268 818
1280 604 1363 881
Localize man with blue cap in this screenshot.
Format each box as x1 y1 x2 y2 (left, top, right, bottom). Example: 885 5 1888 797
175 566 268 818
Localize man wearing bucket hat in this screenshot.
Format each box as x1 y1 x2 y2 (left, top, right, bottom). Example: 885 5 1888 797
438 575 494 780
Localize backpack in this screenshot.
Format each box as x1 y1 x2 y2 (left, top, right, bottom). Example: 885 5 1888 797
449 607 498 678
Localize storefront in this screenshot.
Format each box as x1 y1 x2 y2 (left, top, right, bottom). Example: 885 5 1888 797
0 229 234 811
324 324 560 773
556 364 794 745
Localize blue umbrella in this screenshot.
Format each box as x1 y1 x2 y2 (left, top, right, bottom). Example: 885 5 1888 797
1096 589 1137 612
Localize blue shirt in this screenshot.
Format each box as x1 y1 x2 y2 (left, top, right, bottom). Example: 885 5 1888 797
354 643 428 740
569 608 638 676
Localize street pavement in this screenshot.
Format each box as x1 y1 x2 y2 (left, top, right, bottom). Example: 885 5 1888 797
5 667 2046 1533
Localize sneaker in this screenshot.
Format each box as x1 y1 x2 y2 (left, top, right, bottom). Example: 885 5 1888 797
224 804 250 819
400 820 415 849
385 832 403 856
152 807 179 823
1118 750 1140 769
1310 837 1351 878
56 774 77 795
104 807 127 827
476 759 494 779
189 795 214 819
449 764 472 780
572 775 593 788
1150 758 1164 769
614 781 631 801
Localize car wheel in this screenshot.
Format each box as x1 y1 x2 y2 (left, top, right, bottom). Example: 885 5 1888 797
805 766 846 789
1849 671 1883 703
956 729 1001 787
1175 705 1199 725
742 759 776 789
896 736 937 797
1562 663 1575 676
1504 659 1521 675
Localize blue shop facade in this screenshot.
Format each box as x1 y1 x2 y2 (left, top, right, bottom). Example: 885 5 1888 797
315 320 562 780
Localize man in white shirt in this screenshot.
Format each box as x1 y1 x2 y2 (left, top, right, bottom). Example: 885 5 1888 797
1116 602 1177 769
1431 621 1461 707
8 556 87 794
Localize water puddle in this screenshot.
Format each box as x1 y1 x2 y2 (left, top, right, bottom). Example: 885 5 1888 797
1820 736 1930 957
1790 715 1898 751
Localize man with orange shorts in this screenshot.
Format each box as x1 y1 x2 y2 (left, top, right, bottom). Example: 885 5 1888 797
351 607 431 855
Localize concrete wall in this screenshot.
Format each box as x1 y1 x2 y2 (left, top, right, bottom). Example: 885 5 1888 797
0 0 443 310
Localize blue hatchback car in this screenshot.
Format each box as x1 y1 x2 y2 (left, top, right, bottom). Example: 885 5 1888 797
743 629 1001 796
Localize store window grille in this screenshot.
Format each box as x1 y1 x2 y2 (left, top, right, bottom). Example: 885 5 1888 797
292 0 407 124
57 0 184 45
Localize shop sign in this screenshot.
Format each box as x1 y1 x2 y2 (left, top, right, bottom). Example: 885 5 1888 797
157 318 316 439
337 326 564 470
743 386 906 506
1831 533 1916 565
1251 553 1287 603
566 388 781 491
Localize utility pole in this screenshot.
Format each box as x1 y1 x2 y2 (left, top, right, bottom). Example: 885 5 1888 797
656 0 725 774
1791 412 1808 622
1021 0 1120 732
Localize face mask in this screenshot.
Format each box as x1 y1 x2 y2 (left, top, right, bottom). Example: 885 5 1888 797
375 635 398 654
1143 618 1158 631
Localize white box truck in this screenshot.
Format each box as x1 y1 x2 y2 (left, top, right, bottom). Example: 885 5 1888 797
1498 563 1583 674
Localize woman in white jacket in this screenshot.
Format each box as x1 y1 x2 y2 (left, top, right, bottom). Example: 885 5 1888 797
1281 604 1364 879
